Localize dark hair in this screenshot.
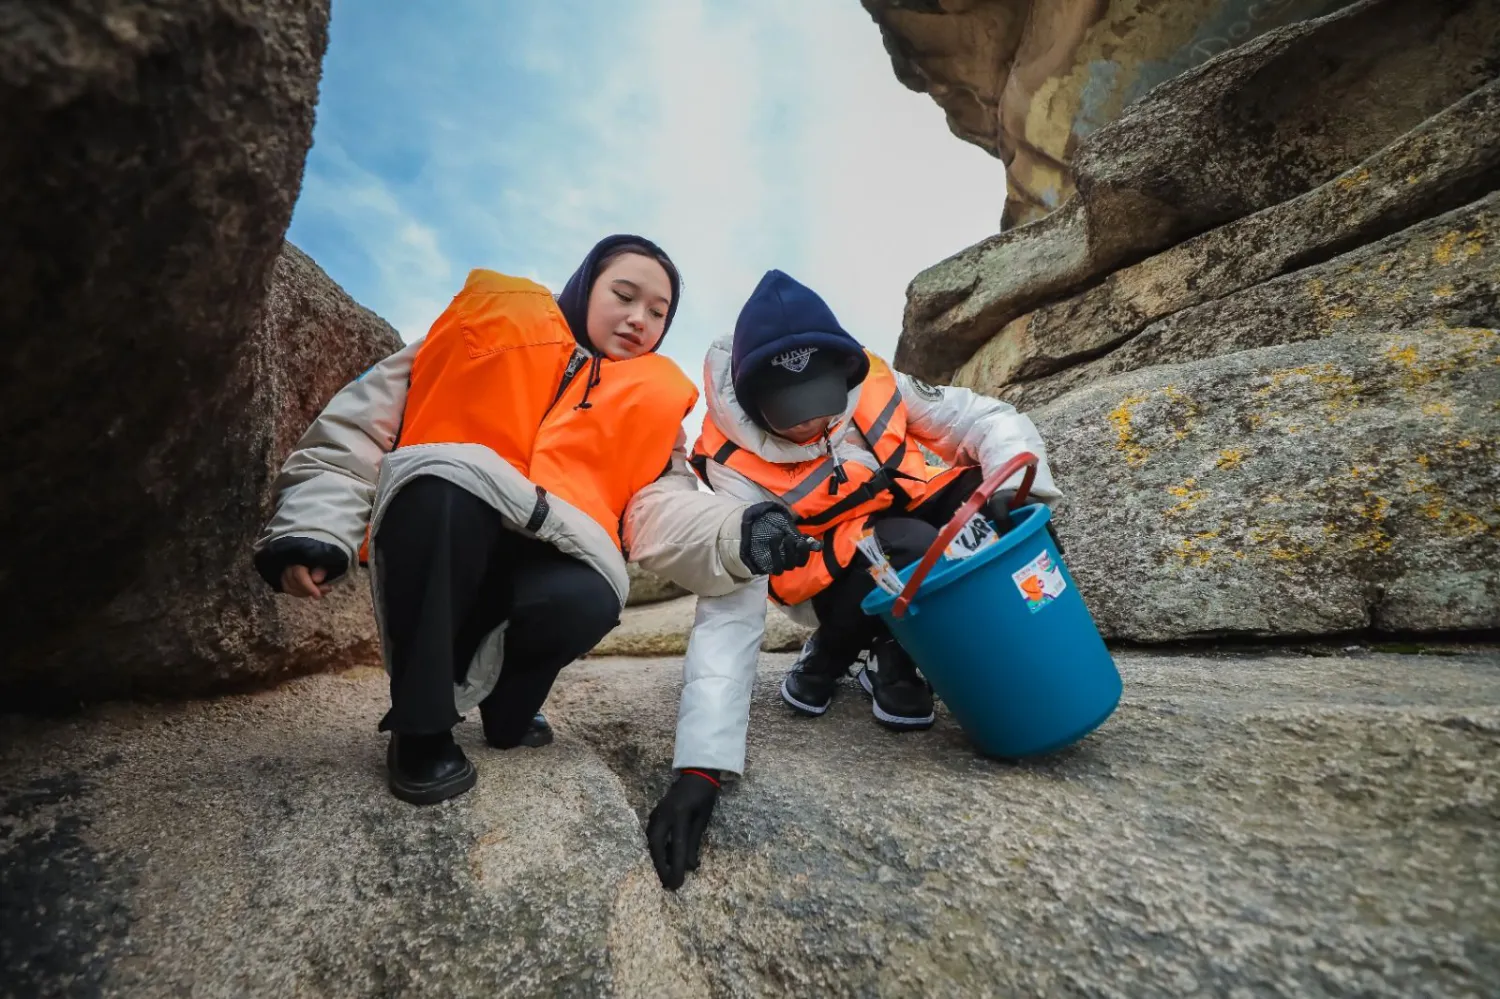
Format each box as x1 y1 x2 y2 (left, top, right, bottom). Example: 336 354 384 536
595 243 681 306
557 234 683 351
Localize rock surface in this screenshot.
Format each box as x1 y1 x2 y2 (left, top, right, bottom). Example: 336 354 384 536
882 0 1499 649
592 597 812 658
4 648 1497 997
896 0 1500 380
862 0 1355 227
954 80 1500 394
1033 326 1499 641
1 245 400 708
995 191 1500 410
626 563 688 607
0 3 334 701
0 668 705 999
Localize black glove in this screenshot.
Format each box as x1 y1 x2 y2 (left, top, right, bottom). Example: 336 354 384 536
740 502 822 576
982 490 1067 557
252 536 349 592
982 488 1020 534
646 768 720 891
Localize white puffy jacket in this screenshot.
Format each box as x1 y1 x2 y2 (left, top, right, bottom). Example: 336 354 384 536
627 334 1062 775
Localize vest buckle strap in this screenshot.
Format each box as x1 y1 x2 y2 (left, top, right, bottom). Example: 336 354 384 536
796 438 910 529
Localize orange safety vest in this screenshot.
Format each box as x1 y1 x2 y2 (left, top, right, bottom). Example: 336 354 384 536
365 269 697 558
692 352 968 605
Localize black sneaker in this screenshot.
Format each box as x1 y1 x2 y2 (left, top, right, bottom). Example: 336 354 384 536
386 731 477 805
856 637 935 730
780 630 858 716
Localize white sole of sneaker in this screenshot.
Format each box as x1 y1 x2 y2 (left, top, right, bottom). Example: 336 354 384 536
857 668 935 729
780 676 830 716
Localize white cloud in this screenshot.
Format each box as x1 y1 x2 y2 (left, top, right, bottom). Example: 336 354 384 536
296 140 454 338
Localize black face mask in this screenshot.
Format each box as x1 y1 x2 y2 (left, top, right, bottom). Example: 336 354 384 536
554 234 681 354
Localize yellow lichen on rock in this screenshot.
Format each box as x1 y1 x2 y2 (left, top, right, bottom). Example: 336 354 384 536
1384 326 1497 392
1173 536 1213 568
1251 363 1362 426
1165 477 1208 516
1432 224 1486 266
1335 167 1371 191
1107 392 1152 466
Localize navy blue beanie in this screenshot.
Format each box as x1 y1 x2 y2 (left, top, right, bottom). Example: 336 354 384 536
731 269 869 408
555 234 681 353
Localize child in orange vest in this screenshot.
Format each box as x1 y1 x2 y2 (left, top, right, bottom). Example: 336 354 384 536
635 269 1062 890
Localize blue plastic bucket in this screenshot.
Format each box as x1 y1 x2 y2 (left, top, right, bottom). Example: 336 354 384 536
861 503 1121 758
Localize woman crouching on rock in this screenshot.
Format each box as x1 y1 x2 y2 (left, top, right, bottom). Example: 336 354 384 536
252 235 790 806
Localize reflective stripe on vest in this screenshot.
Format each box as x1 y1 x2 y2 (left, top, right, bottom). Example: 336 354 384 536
692 352 963 604
365 269 696 557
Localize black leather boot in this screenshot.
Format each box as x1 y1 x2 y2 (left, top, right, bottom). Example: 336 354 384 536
386 731 477 805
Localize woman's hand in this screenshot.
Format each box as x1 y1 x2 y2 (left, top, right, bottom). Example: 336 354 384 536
254 536 349 595
280 564 335 600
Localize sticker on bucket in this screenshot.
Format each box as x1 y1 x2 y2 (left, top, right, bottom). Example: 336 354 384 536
1012 550 1067 612
944 513 1000 561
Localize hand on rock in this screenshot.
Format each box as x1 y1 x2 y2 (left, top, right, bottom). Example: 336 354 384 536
647 769 720 891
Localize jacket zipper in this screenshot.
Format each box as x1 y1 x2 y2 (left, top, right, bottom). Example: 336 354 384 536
824 429 848 495
544 348 594 418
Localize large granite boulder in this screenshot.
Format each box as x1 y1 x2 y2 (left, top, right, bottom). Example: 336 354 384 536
2 245 400 707
895 0 1500 380
4 648 1497 996
862 0 1357 227
994 191 1500 410
955 79 1500 396
1034 325 1499 641
0 2 334 703
880 0 1499 647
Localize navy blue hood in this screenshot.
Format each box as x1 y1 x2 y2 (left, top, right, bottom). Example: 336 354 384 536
730 270 869 413
555 234 681 353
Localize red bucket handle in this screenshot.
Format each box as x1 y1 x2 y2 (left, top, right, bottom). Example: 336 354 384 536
889 451 1039 620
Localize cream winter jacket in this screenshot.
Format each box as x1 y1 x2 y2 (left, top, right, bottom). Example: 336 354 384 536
254 340 752 713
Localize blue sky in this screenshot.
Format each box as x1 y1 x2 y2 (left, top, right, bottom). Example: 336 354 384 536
289 0 1004 403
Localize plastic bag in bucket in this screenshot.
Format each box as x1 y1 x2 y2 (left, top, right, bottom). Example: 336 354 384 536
861 453 1121 758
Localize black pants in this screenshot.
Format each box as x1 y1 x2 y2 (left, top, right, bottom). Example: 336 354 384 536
373 476 620 740
810 468 985 661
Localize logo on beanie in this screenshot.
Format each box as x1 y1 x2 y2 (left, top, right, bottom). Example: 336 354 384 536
771 347 817 374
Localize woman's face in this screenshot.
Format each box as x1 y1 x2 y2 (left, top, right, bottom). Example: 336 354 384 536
585 253 672 359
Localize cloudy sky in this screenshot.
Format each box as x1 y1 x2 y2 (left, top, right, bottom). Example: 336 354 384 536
288 0 1003 406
